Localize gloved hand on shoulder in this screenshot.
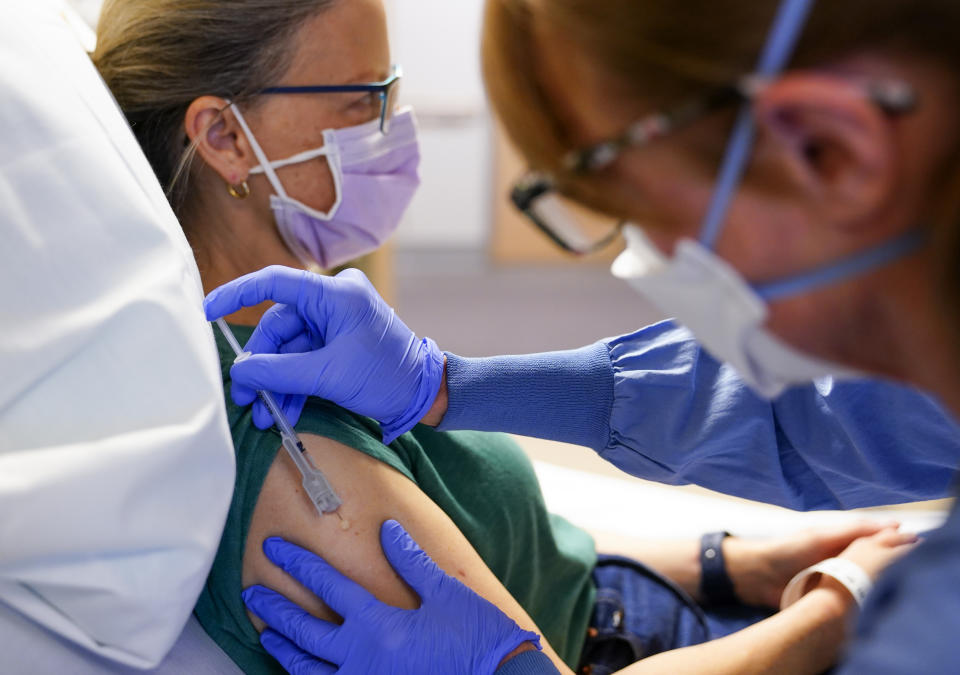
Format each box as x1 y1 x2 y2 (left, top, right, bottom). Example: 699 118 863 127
242 520 544 675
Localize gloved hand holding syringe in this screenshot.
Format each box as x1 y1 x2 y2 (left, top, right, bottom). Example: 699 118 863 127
215 319 347 527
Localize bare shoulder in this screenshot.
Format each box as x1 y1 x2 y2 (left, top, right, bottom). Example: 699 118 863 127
242 433 423 628
240 431 566 669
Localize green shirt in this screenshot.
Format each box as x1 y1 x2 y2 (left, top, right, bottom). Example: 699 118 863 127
195 325 597 673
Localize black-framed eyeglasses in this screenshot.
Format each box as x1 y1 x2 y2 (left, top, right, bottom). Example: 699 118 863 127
511 76 917 256
260 64 403 134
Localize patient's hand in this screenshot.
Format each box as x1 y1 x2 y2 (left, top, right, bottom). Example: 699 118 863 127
833 527 919 582
724 520 912 608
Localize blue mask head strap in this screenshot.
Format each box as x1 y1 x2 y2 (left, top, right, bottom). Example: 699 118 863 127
698 0 816 249
753 229 925 302
697 0 924 302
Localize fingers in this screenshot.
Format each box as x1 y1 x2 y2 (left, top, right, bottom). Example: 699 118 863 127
233 320 314 421
281 395 308 427
838 519 898 540
244 393 302 430
243 586 343 665
379 520 446 602
280 333 317 357
204 266 314 321
244 304 313 358
806 518 895 541
252 398 277 430
335 267 373 290
231 381 258 408
230 353 318 397
872 528 919 547
263 538 377 618
809 519 900 555
260 630 337 675
271 334 313 426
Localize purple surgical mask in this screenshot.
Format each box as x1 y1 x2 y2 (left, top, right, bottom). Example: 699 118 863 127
232 105 421 270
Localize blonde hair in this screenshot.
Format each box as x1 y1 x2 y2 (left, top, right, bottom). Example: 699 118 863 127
93 0 336 217
483 0 960 330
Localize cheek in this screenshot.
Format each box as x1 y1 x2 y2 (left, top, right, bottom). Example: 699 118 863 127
277 157 338 213
615 150 715 242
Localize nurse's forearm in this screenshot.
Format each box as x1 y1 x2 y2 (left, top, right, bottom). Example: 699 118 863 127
432 345 614 450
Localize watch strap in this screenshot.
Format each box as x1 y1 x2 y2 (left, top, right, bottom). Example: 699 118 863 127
699 531 738 606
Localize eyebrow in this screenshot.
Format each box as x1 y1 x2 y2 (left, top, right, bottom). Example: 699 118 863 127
348 69 390 85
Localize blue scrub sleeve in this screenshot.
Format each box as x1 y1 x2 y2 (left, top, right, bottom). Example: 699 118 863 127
439 320 960 510
494 650 562 675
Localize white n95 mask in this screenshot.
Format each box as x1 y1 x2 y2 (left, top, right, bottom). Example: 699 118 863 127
612 225 861 399
231 104 421 270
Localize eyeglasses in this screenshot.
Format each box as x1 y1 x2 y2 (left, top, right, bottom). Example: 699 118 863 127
512 76 917 256
259 64 403 134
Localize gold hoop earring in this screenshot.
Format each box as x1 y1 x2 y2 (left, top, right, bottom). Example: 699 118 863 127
227 181 250 200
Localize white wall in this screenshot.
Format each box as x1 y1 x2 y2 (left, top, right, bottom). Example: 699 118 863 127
385 0 493 250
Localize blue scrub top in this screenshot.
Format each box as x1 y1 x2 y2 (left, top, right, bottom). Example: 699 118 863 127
439 319 960 673
441 319 959 509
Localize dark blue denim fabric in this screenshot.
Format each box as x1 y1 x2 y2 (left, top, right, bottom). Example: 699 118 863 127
578 555 773 675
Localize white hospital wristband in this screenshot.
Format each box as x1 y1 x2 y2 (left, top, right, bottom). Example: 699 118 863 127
779 558 873 610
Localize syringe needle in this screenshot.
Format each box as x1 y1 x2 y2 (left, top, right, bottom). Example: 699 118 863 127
213 319 344 518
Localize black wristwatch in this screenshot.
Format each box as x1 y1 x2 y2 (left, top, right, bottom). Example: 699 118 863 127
699 531 739 606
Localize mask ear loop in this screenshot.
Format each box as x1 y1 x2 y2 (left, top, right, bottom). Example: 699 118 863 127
698 0 817 250
229 101 345 220
250 146 332 173
228 101 290 201
317 128 344 219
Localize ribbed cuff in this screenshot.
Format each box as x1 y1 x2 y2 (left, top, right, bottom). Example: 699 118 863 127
494 650 562 675
437 342 614 451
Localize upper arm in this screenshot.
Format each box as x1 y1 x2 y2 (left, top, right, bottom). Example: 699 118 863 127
242 432 571 672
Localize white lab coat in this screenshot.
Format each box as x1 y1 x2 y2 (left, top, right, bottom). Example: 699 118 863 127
0 603 242 675
0 1 235 669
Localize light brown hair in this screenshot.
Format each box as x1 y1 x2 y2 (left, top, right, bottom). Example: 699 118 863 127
93 0 336 218
483 0 960 330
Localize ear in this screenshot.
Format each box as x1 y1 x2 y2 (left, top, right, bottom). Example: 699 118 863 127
184 96 256 186
752 73 899 230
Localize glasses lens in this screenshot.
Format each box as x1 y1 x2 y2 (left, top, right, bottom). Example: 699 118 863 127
381 73 402 134
528 193 622 255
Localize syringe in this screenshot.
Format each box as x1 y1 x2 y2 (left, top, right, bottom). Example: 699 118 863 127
214 319 344 521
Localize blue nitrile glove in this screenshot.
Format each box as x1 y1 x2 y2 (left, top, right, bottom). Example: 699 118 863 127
242 520 543 675
203 266 445 444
